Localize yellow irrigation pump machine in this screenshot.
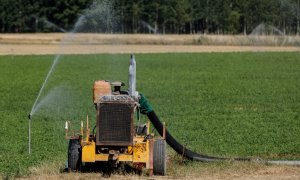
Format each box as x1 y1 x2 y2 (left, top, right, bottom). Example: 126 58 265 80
65 55 167 176
63 55 256 176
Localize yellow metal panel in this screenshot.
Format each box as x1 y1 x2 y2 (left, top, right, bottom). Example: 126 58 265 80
134 136 145 143
133 135 153 171
133 142 148 163
128 146 133 154
95 154 133 162
95 154 109 161
82 142 95 162
82 136 148 163
119 154 133 161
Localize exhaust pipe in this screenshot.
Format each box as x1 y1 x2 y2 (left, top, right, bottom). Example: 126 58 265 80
129 54 138 99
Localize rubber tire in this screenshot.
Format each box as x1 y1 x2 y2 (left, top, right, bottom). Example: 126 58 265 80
153 139 166 175
68 139 81 171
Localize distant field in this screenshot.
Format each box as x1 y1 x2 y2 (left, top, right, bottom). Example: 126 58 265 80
0 52 299 178
1 33 300 46
0 33 300 55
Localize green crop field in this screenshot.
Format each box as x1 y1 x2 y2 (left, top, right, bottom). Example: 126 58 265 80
0 52 299 178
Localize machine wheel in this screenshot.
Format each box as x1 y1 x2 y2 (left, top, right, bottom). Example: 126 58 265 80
153 139 166 175
68 139 81 171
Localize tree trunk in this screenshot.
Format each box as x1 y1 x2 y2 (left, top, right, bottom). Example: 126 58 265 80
155 5 158 34
121 9 124 33
297 19 299 36
297 0 300 36
283 19 286 36
132 14 134 33
204 18 208 34
243 17 247 36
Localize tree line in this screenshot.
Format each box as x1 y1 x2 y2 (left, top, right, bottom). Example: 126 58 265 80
0 0 299 35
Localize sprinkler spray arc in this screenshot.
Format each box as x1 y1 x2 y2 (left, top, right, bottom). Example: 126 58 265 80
27 14 87 155
27 49 60 155
28 14 86 118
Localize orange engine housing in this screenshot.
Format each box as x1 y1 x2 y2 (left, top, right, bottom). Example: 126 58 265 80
93 80 111 103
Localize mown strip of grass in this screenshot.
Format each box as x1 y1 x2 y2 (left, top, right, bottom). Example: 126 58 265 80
0 52 299 177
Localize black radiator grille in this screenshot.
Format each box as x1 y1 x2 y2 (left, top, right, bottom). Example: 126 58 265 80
97 103 133 145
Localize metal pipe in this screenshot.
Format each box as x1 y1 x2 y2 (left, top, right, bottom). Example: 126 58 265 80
129 54 137 99
28 114 31 154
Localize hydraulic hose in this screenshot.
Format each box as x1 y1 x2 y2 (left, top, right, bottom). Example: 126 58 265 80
139 94 250 162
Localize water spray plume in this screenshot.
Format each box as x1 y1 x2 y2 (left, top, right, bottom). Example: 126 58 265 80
29 14 87 118
29 56 60 117
27 14 86 155
32 15 67 32
29 0 120 118
140 20 158 34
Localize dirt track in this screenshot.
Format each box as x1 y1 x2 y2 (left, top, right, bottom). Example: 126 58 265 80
1 44 300 55
0 33 299 55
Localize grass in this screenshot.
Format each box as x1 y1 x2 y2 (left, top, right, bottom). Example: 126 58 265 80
0 52 299 178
